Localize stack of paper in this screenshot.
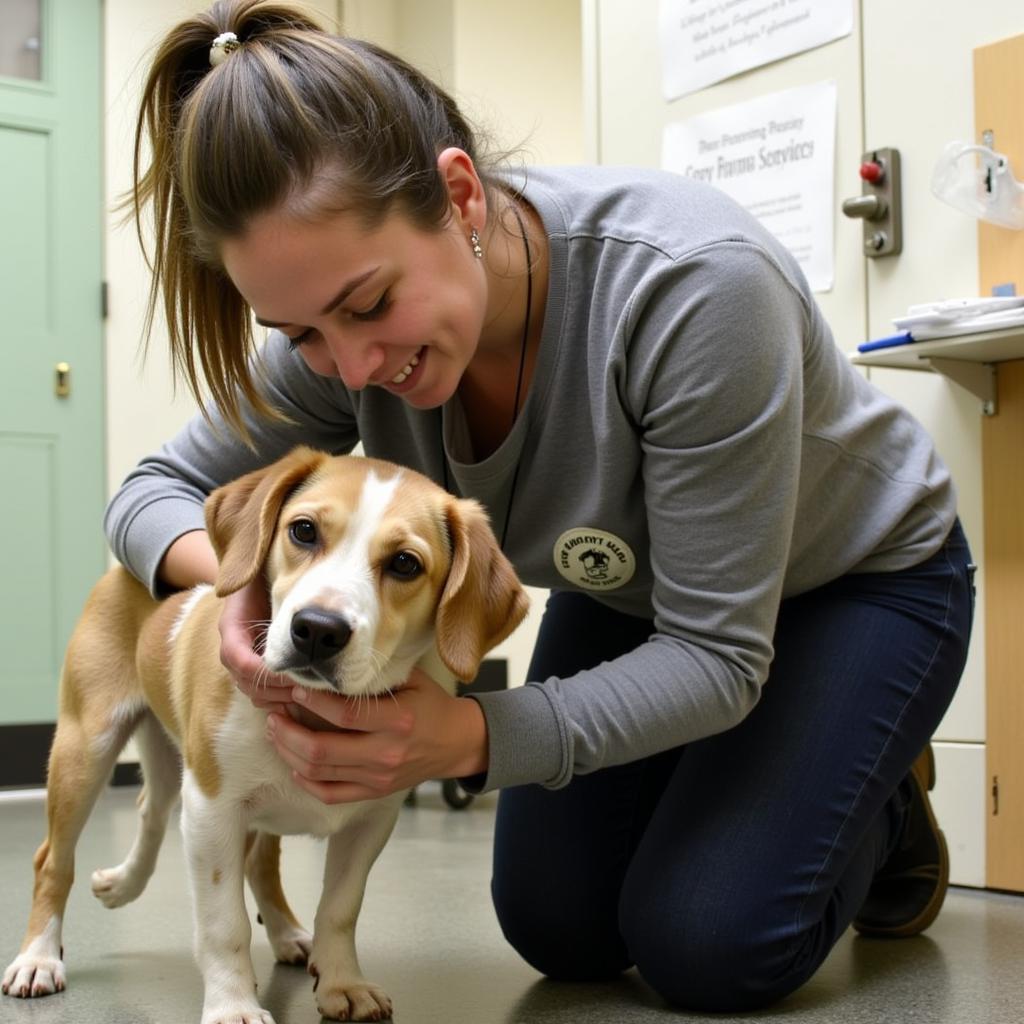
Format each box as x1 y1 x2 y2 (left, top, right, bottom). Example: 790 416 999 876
858 296 1024 352
893 297 1024 340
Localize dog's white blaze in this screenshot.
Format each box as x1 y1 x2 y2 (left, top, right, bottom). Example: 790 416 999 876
284 468 401 617
264 470 403 690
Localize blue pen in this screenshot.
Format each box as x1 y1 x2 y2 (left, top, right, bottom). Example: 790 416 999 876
857 331 914 353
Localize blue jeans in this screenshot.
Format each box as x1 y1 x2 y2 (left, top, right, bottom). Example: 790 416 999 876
491 522 975 1012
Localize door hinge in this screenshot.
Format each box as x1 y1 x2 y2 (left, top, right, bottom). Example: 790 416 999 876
101 280 109 320
992 775 999 816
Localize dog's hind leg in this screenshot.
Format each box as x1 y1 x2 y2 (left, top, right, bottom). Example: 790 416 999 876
245 831 312 966
2 700 141 999
91 713 181 909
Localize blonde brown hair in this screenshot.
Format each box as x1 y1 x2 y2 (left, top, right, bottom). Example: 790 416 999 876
133 0 500 436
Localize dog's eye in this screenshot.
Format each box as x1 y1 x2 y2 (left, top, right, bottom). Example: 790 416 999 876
386 551 423 580
288 518 318 548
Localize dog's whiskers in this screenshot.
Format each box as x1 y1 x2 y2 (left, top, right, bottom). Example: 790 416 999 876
251 660 279 693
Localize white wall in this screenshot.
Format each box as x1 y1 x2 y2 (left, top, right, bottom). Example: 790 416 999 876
451 0 584 167
104 0 342 502
582 1 867 364
342 0 585 166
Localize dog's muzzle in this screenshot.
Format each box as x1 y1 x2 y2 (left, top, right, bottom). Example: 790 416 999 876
288 607 352 671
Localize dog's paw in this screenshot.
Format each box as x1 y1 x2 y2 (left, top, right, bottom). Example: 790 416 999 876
200 1000 276 1024
315 980 393 1022
91 864 145 908
2 952 67 998
266 923 312 966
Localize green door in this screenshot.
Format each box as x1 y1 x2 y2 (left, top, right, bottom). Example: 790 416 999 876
0 0 105 725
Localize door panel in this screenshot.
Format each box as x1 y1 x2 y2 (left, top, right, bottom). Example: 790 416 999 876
933 741 987 889
0 0 105 726
0 435 58 698
1 123 50 369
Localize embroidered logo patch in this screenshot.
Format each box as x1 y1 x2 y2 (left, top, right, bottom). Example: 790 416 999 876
553 528 636 591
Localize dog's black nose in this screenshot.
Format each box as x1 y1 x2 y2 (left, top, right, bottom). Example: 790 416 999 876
289 608 352 665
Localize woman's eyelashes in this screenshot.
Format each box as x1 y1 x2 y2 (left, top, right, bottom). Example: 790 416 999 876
285 290 392 350
352 289 392 322
287 328 316 349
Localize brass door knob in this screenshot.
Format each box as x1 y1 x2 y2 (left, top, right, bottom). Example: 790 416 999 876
55 362 71 398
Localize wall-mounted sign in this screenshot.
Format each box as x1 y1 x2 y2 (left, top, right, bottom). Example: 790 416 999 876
658 0 852 100
662 80 838 292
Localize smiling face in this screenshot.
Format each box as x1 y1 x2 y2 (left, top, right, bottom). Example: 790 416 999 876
221 204 490 409
217 147 516 410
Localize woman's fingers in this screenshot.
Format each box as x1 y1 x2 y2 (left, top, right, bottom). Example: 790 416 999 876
266 711 367 772
218 581 291 700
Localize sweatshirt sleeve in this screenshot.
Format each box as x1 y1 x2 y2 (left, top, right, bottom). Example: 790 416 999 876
105 332 359 596
467 242 812 792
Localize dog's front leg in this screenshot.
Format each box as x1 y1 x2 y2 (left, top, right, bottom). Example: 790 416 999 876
310 794 405 1022
181 775 272 1024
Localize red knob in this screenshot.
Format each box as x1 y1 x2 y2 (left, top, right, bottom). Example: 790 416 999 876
859 160 884 184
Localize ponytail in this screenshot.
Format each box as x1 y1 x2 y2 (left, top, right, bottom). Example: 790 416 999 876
131 0 500 438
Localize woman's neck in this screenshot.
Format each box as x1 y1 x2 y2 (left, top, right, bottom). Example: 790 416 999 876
459 195 548 459
475 195 547 364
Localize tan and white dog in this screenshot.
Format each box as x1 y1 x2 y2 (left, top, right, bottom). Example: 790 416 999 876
2 447 528 1023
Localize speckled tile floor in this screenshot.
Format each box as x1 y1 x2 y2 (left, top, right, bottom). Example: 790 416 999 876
1 784 1022 1024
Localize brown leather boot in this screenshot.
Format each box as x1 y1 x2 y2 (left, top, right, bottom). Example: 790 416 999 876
853 744 950 938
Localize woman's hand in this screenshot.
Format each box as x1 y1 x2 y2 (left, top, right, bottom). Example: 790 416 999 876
219 579 295 714
264 668 489 804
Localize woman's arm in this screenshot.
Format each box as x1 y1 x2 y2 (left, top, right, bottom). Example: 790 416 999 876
157 529 218 590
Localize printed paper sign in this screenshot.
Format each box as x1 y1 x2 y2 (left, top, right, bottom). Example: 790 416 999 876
658 0 852 100
662 80 837 292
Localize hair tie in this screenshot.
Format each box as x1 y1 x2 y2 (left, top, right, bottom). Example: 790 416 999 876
209 31 240 67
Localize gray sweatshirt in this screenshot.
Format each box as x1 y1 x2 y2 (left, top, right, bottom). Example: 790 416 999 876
106 166 956 793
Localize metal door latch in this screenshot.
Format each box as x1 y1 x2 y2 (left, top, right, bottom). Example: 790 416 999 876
842 148 903 257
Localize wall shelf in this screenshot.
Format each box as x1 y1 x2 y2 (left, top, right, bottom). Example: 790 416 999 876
851 326 1024 415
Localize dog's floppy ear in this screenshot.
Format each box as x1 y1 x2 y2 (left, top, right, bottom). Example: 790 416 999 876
205 446 328 597
435 497 530 683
